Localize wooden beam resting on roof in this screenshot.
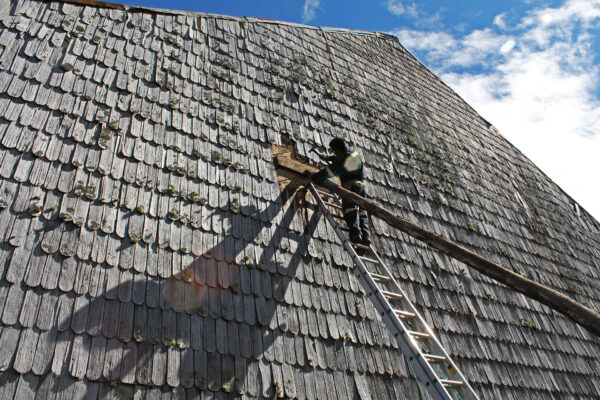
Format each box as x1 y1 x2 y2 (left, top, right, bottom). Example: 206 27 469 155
275 155 318 174
54 0 124 10
276 155 600 337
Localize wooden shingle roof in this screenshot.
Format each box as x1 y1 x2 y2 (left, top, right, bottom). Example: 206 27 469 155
0 0 599 398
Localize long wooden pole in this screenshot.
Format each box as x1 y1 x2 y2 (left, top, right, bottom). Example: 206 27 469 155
274 153 600 336
323 182 600 336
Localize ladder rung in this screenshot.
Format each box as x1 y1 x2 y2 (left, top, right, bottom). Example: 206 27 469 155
316 189 336 198
351 242 370 251
307 182 479 400
369 272 391 282
407 330 431 339
393 309 416 318
358 256 378 264
381 290 403 300
423 354 446 363
440 379 464 387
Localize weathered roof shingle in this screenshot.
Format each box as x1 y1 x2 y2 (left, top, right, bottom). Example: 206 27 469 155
0 0 598 398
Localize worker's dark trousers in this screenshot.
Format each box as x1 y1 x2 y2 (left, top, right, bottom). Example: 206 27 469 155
342 182 370 242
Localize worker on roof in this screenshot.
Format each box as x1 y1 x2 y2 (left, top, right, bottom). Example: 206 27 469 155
307 138 371 245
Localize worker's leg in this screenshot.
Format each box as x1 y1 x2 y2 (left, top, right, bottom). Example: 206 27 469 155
342 198 361 242
351 182 371 244
359 209 370 244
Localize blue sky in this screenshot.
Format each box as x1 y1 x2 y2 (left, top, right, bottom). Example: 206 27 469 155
115 0 600 221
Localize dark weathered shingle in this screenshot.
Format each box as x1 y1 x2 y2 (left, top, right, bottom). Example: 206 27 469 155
0 0 598 398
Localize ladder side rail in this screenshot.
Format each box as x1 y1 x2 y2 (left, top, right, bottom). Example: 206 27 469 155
309 184 480 400
312 184 431 324
364 276 456 400
308 184 456 400
368 247 480 400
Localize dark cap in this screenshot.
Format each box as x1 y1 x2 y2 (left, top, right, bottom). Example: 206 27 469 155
329 138 347 152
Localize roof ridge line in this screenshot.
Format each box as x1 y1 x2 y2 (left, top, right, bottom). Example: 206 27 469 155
246 16 398 40
123 4 241 20
48 0 398 41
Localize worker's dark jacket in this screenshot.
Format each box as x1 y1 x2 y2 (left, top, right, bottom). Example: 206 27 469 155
311 149 369 241
311 150 364 188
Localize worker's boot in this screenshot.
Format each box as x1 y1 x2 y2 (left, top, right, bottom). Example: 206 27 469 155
358 210 370 246
349 232 362 244
350 235 368 255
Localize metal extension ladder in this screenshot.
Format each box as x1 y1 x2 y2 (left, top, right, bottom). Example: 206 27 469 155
307 183 480 400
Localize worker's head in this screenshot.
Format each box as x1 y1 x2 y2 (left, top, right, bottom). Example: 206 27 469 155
329 138 347 156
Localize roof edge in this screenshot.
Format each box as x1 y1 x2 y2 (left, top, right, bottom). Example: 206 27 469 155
53 0 123 10
49 0 398 41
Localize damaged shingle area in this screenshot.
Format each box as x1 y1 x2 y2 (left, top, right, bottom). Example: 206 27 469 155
0 0 598 399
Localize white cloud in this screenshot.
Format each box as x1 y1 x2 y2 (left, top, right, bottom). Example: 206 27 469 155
456 29 510 66
386 0 405 16
499 39 515 53
391 28 509 68
493 13 508 29
390 0 600 220
302 0 320 23
523 0 600 28
386 0 419 19
393 30 456 60
520 0 600 47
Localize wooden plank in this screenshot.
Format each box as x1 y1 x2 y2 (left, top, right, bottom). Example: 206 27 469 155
50 330 72 376
311 182 600 337
57 0 124 10
274 153 318 174
102 338 123 382
120 340 137 384
31 327 58 376
13 328 39 374
86 336 107 380
68 334 91 379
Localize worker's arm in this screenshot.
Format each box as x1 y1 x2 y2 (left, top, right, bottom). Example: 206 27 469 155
310 148 332 162
310 155 345 185
310 167 328 184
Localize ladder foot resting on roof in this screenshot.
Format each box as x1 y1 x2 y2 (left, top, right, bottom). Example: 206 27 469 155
308 183 480 400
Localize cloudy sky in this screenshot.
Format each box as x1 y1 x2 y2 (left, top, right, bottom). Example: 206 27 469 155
116 0 600 221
